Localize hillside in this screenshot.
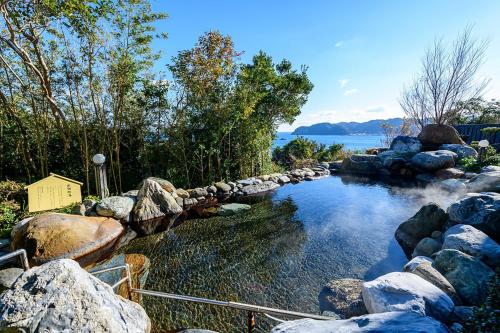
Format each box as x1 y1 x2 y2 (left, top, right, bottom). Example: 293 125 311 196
292 118 404 135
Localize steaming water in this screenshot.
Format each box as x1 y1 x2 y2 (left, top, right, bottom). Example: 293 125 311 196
122 175 461 332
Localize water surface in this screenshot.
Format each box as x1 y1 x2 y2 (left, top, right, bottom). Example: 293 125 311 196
123 175 458 332
274 132 384 151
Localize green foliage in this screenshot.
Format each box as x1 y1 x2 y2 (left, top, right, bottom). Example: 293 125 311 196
0 180 26 237
273 137 345 168
460 156 481 172
452 98 500 124
481 127 500 134
0 3 311 192
0 201 18 238
464 270 500 333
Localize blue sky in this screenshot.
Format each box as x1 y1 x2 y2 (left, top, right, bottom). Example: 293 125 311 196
150 0 500 131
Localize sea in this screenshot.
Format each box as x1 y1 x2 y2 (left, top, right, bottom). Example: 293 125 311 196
274 132 385 152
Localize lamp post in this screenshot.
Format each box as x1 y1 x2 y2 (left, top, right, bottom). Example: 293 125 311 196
92 153 109 199
478 139 489 164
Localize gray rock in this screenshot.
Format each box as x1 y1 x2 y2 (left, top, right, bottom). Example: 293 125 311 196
362 272 454 322
341 154 383 175
440 144 478 159
0 267 23 292
412 237 442 258
405 262 462 305
139 177 175 193
442 224 500 267
134 179 182 222
96 196 135 219
411 150 457 171
403 256 434 271
236 179 256 186
116 228 137 250
481 165 500 173
188 187 208 198
432 231 443 241
466 171 500 193
206 185 217 194
435 167 465 180
439 179 467 193
390 136 422 153
450 322 463 333
214 182 231 193
271 312 449 333
175 197 184 207
217 203 251 216
416 173 438 183
0 259 150 332
434 249 495 305
395 203 448 257
278 176 291 184
447 192 500 242
72 203 86 216
184 198 198 206
318 278 367 319
241 181 280 195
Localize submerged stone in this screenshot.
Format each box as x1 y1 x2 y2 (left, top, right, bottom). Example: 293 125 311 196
318 278 367 319
217 203 251 216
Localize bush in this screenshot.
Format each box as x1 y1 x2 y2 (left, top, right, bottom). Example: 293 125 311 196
464 270 500 333
273 137 346 168
0 180 26 237
459 141 500 171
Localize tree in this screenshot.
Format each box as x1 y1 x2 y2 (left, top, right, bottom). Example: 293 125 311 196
400 27 489 129
449 98 500 124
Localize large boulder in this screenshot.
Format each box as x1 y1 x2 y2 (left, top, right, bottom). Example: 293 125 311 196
241 181 280 195
318 278 367 319
0 268 23 292
434 249 495 305
217 203 251 216
341 154 383 175
138 177 175 194
133 179 182 222
270 312 449 333
404 262 462 305
96 196 135 220
11 213 123 267
395 203 448 257
132 179 182 235
481 165 500 173
410 150 457 171
442 224 500 267
390 136 422 153
0 259 150 332
447 192 500 242
439 144 478 160
439 179 467 193
465 171 500 193
362 272 454 322
418 124 465 146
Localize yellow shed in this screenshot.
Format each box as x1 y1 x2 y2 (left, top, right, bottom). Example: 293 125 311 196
25 173 83 212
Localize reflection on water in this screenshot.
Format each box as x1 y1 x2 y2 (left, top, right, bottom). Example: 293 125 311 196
122 175 459 332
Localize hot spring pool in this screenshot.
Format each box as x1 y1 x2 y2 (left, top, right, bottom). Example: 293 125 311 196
122 175 461 332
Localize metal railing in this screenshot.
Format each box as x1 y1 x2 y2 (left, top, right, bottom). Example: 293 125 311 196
1 251 334 333
0 249 29 271
90 263 334 332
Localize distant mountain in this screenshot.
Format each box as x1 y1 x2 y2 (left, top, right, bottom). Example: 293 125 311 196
292 118 404 135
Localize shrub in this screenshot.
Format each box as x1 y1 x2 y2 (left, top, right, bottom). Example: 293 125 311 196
464 270 500 333
0 201 18 238
273 137 346 168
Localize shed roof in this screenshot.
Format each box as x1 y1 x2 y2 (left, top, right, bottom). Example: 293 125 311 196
24 173 83 189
